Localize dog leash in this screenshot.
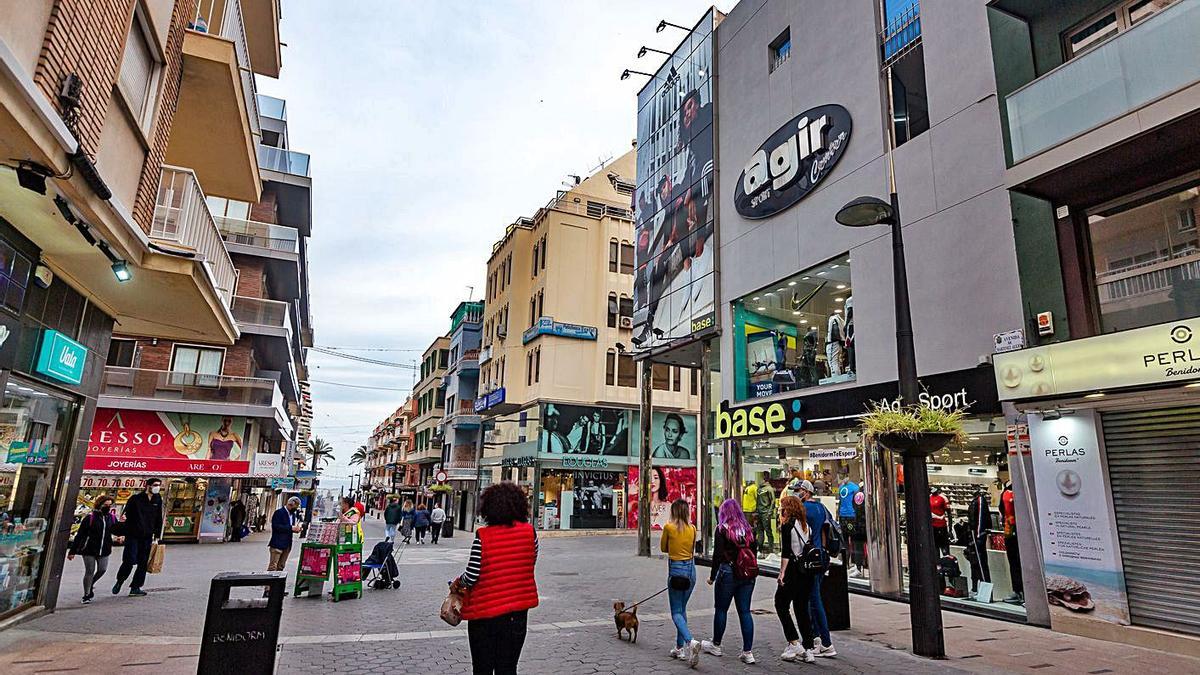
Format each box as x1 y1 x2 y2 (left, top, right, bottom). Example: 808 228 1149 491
617 586 668 615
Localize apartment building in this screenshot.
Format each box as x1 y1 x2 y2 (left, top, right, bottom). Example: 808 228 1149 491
477 150 702 531
0 0 287 620
366 400 410 490
410 335 449 486
438 300 482 529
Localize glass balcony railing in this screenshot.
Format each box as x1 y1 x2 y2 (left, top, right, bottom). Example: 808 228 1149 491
153 167 238 304
231 296 291 332
257 144 311 177
100 367 282 408
191 0 260 140
1006 0 1200 163
256 93 287 121
216 215 299 254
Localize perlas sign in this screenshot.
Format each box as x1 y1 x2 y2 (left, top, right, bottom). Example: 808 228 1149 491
734 104 853 219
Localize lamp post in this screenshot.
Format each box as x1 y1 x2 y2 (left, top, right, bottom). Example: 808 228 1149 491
835 193 944 659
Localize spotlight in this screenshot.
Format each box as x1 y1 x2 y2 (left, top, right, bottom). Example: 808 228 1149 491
652 328 665 338
630 334 647 346
638 46 671 58
616 342 627 353
111 260 132 282
620 69 631 80
656 20 689 33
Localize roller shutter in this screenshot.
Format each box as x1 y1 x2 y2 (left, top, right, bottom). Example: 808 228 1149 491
1102 406 1200 636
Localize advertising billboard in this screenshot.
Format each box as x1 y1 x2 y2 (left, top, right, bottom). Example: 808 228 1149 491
627 466 697 531
85 408 254 475
632 9 718 349
541 403 630 456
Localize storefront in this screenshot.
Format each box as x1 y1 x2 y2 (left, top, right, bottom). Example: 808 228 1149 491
706 365 1030 620
995 316 1200 651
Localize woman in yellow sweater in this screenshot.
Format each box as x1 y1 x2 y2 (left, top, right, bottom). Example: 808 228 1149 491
661 499 700 667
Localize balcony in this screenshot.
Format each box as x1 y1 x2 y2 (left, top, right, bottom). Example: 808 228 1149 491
167 0 262 202
257 144 311 178
454 349 480 374
444 459 479 481
239 0 282 78
99 367 289 426
1006 0 1200 165
217 215 299 260
151 166 239 312
1097 251 1200 306
445 399 482 429
232 295 292 339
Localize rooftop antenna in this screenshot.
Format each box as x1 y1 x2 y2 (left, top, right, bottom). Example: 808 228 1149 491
589 154 613 174
466 285 475 301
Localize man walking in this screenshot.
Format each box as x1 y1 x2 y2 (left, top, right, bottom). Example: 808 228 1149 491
268 497 303 571
384 496 403 542
430 502 446 544
112 478 163 597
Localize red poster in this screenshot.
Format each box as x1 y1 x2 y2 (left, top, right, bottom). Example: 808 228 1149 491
336 551 361 584
85 408 252 476
627 467 697 531
299 546 330 577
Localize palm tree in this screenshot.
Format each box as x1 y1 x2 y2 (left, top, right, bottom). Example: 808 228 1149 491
309 437 334 470
349 445 368 466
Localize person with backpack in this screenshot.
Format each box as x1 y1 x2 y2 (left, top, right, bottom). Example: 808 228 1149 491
68 494 122 604
775 495 818 663
414 502 431 544
797 480 838 658
701 498 758 664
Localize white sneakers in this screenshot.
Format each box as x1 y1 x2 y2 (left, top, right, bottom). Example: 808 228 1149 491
700 640 723 657
781 643 816 663
739 651 756 664
669 647 687 660
687 639 701 668
814 642 838 658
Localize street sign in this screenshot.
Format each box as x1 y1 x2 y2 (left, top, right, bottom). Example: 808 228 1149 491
435 469 448 483
993 329 1025 353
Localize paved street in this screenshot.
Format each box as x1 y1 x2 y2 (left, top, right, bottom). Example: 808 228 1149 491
2 517 1198 674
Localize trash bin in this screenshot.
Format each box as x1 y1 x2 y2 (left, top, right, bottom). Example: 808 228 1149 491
821 562 851 631
198 571 286 674
442 520 454 539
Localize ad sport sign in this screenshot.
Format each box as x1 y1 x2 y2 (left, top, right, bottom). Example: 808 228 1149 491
734 105 852 219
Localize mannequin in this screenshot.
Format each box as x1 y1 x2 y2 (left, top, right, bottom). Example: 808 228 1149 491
848 489 868 577
844 296 855 374
966 488 992 592
826 313 845 376
742 480 758 545
1001 481 1023 604
800 326 820 387
930 486 950 556
754 473 777 558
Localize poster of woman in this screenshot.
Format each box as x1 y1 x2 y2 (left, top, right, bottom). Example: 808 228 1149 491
627 466 697 531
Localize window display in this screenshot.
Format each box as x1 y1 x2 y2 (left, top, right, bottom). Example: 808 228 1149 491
733 254 855 400
538 469 623 530
0 378 79 616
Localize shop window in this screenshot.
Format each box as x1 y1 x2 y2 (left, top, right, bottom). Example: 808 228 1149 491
1087 182 1200 333
106 338 137 367
609 239 619 273
606 350 616 386
652 363 670 391
769 28 791 73
617 353 636 387
607 293 618 328
169 345 223 386
732 253 855 401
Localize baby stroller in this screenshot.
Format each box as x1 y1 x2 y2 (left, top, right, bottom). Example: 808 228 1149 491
362 540 401 589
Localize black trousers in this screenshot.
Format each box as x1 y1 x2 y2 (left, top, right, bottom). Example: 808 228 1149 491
431 523 441 544
1004 534 1023 595
933 526 950 556
416 526 428 542
116 537 152 590
773 568 814 649
753 513 774 554
968 534 991 589
468 610 528 675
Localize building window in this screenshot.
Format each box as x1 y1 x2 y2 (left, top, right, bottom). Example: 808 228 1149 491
769 28 791 73
106 338 137 367
541 235 548 270
883 1 928 147
169 345 223 386
608 292 618 328
535 348 541 383
529 297 537 327
672 366 682 392
619 295 634 326
733 253 855 401
118 9 161 131
0 241 32 314
532 242 540 277
527 351 534 386
506 253 513 285
536 290 544 319
609 239 619 273
617 354 636 387
619 242 635 275
1088 182 1200 333
653 363 670 391
689 368 699 396
606 350 616 386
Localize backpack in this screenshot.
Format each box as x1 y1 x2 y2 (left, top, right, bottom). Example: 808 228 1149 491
730 528 759 581
820 504 843 557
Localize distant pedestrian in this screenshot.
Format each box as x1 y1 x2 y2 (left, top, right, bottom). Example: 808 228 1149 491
414 502 431 544
797 480 837 658
112 478 163 597
229 498 247 542
384 496 404 542
776 495 817 663
701 499 757 664
661 498 700 667
69 494 122 604
430 503 446 544
452 482 538 675
268 497 302 571
400 499 415 544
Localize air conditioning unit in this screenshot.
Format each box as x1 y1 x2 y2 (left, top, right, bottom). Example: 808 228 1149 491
619 316 633 329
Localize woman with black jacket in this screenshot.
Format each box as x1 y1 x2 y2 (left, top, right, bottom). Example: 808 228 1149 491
774 495 816 663
69 494 123 604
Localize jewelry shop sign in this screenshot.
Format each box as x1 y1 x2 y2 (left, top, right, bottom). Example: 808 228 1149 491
85 408 253 475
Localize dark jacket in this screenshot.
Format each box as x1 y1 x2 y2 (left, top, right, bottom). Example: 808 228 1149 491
709 524 757 582
269 506 297 550
414 508 431 528
122 491 163 539
384 503 404 525
70 510 119 557
400 507 415 524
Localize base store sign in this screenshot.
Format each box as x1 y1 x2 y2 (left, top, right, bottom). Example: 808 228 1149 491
1027 411 1129 626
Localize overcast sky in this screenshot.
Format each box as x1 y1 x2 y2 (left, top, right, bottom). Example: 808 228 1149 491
256 1 727 491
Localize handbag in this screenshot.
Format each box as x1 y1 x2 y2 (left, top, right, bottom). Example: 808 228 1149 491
147 541 166 574
440 587 465 626
669 574 692 591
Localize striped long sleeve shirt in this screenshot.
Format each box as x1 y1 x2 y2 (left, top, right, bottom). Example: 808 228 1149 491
458 528 539 588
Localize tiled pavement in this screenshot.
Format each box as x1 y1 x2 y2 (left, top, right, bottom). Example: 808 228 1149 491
1 517 1197 673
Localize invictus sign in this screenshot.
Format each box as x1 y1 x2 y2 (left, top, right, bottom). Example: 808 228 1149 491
734 104 853 219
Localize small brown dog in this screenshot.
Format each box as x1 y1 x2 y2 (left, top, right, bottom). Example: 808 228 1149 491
613 601 639 643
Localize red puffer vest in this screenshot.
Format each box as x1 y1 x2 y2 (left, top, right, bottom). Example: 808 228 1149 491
461 522 539 621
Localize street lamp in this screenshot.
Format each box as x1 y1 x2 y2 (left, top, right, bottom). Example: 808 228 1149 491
835 192 945 659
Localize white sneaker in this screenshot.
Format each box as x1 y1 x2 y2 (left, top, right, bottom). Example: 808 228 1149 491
701 640 723 656
802 649 816 663
688 639 701 668
815 643 837 658
739 651 756 664
781 643 802 661
670 647 686 660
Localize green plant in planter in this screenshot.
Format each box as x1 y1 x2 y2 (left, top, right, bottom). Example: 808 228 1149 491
859 402 969 448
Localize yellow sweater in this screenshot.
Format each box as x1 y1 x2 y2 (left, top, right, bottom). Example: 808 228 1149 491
660 522 696 561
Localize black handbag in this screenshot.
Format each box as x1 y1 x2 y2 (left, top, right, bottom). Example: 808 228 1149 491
669 575 692 591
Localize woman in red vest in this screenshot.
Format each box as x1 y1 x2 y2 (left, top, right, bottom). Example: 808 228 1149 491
452 482 539 674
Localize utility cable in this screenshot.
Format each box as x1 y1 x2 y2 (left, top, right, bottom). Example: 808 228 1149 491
309 379 411 392
311 347 418 369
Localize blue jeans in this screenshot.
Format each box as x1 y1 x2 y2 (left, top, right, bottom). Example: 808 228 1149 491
668 560 696 648
712 564 755 652
385 524 398 540
810 571 831 646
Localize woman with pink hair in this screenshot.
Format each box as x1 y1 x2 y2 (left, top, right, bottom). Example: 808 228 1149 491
701 498 759 664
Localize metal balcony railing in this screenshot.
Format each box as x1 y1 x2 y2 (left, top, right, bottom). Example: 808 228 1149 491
257 144 311 177
216 215 299 254
1097 253 1200 302
153 167 238 304
100 367 282 408
1006 0 1200 162
231 295 291 331
191 0 260 140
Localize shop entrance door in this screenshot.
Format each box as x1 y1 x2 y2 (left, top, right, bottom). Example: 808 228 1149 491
1103 406 1200 637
